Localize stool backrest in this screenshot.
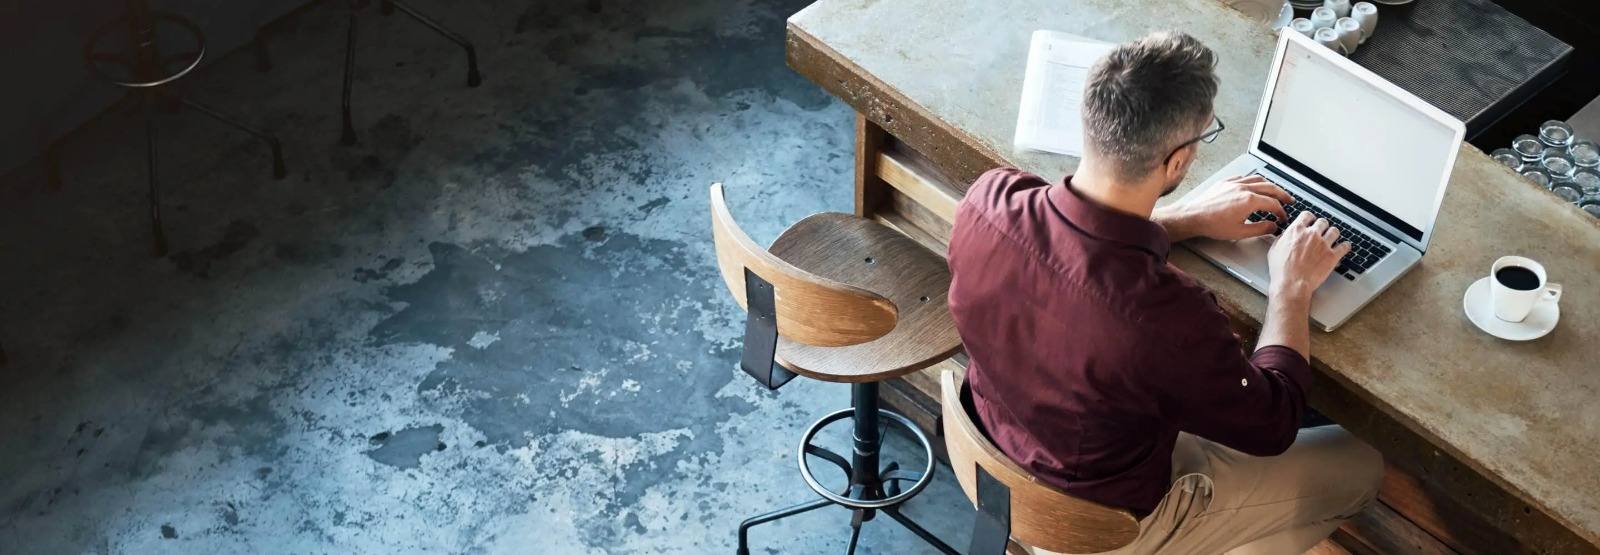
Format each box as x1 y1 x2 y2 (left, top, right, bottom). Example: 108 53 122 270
940 370 1141 553
709 183 898 347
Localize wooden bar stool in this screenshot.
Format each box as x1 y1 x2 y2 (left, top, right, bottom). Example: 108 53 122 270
940 370 1141 554
709 184 963 554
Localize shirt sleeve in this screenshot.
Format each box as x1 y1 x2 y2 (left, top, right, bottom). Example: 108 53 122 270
1155 314 1313 457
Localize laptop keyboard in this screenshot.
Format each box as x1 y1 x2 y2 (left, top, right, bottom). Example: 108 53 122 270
1245 186 1392 281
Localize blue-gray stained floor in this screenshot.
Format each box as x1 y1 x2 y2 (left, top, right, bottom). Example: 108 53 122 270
0 0 975 552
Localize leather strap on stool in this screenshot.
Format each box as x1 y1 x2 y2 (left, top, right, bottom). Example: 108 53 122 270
969 466 1012 555
740 269 795 390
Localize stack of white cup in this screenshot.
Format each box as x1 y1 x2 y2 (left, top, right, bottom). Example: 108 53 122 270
1291 1 1378 56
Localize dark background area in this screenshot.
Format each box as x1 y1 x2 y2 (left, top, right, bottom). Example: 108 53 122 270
2 0 1597 178
1477 0 1600 150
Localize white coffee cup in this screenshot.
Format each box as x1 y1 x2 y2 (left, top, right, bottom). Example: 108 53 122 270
1490 256 1562 323
1352 2 1379 43
1325 0 1352 17
1314 27 1345 56
1335 17 1362 54
1310 7 1337 30
1291 18 1316 38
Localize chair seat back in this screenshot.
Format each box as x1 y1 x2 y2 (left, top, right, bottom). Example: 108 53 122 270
939 370 1140 554
709 183 897 347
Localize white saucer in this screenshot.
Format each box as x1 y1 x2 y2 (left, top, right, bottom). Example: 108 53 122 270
1462 277 1559 341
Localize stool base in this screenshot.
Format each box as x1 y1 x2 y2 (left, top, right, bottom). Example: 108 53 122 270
736 382 958 555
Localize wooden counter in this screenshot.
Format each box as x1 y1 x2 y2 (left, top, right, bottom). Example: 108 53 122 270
786 0 1600 552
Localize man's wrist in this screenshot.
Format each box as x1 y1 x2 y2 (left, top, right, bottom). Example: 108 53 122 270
1267 283 1314 309
1153 205 1199 241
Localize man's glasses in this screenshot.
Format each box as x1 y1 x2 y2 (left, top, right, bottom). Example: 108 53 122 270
1165 115 1225 165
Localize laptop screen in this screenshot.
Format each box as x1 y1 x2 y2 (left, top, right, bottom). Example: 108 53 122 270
1257 39 1459 242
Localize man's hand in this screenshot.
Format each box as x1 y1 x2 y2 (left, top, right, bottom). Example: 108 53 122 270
1154 175 1293 242
1267 211 1351 303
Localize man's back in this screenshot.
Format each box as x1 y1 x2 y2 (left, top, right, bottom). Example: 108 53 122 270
947 168 1312 516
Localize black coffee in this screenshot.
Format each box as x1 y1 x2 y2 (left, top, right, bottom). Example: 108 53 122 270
1495 266 1541 291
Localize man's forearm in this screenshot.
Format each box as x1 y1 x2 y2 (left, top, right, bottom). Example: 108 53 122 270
1257 291 1311 359
1151 205 1200 242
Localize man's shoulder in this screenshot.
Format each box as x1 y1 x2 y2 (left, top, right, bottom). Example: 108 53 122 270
965 167 1051 206
953 167 1053 248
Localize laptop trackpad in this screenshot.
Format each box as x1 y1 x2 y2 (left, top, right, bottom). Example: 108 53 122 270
1205 236 1274 287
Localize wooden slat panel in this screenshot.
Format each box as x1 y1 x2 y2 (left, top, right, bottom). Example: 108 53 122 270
874 210 947 260
887 189 953 249
1339 502 1457 555
877 145 964 223
1309 537 1357 555
855 114 889 217
1379 463 1529 554
1310 373 1596 554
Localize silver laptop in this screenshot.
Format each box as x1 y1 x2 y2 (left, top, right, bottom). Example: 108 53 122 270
1182 29 1466 332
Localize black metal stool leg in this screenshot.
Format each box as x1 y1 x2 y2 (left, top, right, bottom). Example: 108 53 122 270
385 0 481 87
142 92 167 257
736 498 832 555
845 509 865 555
340 4 358 145
883 507 961 555
180 98 287 180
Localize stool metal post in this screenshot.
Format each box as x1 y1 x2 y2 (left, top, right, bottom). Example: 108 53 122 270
849 382 883 515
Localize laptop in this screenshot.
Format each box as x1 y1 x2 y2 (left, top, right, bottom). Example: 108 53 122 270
1181 29 1466 332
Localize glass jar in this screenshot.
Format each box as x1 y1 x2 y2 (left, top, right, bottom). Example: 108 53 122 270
1573 169 1600 196
1579 194 1600 218
1541 147 1577 180
1570 140 1600 170
1539 120 1574 149
1512 134 1544 163
1522 168 1551 189
1551 181 1583 203
1490 148 1522 171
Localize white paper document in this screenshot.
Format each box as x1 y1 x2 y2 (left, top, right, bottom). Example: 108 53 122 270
1013 30 1116 157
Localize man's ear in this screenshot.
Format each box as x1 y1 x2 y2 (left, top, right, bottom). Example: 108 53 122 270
1165 143 1196 181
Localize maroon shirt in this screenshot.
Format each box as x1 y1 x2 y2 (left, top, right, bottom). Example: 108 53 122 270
947 168 1312 516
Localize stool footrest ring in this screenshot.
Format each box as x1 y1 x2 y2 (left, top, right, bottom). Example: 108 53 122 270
797 407 936 509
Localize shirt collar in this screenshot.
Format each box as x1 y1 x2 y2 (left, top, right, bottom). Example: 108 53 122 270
1047 176 1171 260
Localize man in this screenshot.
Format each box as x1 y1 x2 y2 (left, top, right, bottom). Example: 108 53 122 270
947 31 1383 554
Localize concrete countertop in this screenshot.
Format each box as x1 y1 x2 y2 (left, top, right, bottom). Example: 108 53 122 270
791 0 1600 545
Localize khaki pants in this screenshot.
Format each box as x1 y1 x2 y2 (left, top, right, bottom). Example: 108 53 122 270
1042 426 1384 555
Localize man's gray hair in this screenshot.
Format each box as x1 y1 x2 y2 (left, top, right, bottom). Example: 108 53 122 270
1083 31 1219 179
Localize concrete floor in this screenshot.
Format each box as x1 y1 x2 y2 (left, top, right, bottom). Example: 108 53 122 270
0 0 973 552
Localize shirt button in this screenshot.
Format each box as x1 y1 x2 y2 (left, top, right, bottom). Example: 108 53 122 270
1240 378 1249 387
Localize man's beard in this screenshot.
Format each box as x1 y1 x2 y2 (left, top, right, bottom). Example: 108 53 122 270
1159 176 1182 197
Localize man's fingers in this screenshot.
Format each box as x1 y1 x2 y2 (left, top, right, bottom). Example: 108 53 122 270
1244 220 1278 237
1251 195 1288 220
1292 211 1316 227
1245 182 1294 204
1322 225 1341 244
1231 175 1270 186
1310 217 1330 234
1333 241 1353 258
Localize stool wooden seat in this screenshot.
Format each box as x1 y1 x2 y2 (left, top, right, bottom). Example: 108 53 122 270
940 370 1141 554
710 184 960 383
769 213 961 382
